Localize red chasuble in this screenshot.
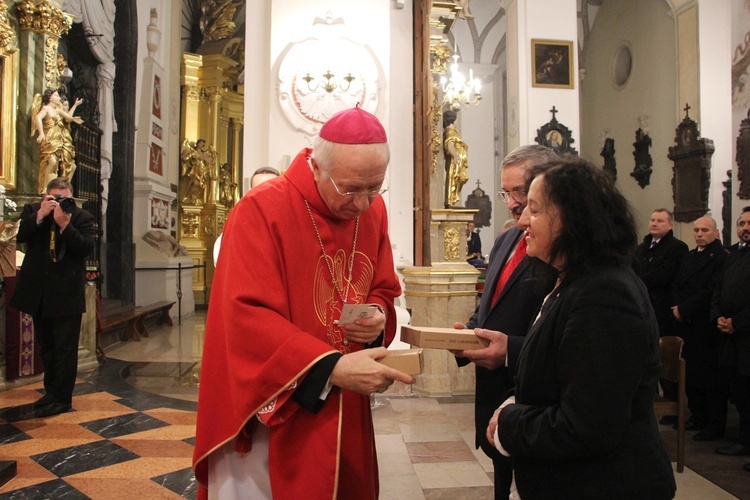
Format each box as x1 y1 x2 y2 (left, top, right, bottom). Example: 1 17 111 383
193 148 400 499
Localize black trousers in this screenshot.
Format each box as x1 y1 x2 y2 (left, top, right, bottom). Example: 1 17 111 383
492 455 513 500
33 314 82 405
727 369 750 446
686 384 728 433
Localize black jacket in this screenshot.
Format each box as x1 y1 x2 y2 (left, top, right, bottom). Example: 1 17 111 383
498 265 676 499
10 202 95 317
671 239 727 386
711 244 750 375
459 226 555 458
636 230 688 335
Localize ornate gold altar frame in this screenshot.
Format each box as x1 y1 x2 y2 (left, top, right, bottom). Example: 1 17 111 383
0 12 17 189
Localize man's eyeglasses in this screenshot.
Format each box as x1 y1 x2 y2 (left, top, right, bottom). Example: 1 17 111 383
329 175 388 199
497 189 527 203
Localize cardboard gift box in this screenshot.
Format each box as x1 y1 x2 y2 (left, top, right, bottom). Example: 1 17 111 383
378 348 423 375
400 325 489 350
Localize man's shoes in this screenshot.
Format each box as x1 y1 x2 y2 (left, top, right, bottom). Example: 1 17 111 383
743 463 750 472
684 422 704 431
34 402 72 418
33 394 55 408
693 431 724 442
716 443 750 456
659 415 678 426
674 419 704 431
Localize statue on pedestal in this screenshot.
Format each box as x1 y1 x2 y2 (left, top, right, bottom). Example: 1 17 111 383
30 89 83 194
218 163 237 208
443 109 469 208
180 138 212 204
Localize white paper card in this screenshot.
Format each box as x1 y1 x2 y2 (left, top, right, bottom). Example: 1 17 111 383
337 303 379 325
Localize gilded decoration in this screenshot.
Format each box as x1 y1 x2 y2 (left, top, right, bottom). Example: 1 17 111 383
217 212 226 234
430 83 442 174
202 86 226 104
44 36 59 91
182 211 201 240
18 0 73 37
202 214 214 236
199 0 242 43
444 227 460 261
183 84 201 102
0 0 16 50
430 43 450 76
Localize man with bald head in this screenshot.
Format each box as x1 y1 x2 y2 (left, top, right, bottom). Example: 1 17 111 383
193 106 413 499
672 216 728 441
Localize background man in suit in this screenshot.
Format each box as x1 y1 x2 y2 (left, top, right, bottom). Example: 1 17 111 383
637 208 689 337
712 207 750 471
671 216 728 441
636 208 688 420
453 145 557 499
466 221 483 266
10 177 95 417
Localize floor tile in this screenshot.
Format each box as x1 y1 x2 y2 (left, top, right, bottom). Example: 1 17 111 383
407 440 476 463
31 440 140 477
81 412 169 439
413 461 494 489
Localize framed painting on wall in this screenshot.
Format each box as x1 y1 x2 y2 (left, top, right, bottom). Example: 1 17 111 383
531 39 574 89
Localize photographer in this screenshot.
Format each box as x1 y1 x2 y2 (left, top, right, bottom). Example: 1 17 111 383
11 177 95 417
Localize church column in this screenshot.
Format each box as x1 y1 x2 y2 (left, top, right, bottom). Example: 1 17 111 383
672 1 731 232
15 0 72 196
181 53 202 143
231 118 243 198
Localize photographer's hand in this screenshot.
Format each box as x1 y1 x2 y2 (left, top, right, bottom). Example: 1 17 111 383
53 204 72 231
37 195 57 223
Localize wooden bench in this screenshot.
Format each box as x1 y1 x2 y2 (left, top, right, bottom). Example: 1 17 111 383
100 301 175 342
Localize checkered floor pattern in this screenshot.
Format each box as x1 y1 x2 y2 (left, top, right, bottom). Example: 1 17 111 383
0 359 198 499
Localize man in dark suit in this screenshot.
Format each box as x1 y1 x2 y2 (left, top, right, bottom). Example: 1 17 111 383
671 216 728 441
636 208 688 420
10 177 95 417
453 145 557 499
712 207 750 471
466 221 484 267
637 208 689 337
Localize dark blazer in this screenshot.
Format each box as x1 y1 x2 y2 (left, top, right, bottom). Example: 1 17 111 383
636 230 688 336
711 245 750 376
467 230 482 258
10 202 95 318
672 239 727 386
497 265 676 499
460 226 555 458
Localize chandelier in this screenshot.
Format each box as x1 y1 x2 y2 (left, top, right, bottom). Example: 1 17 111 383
302 70 356 93
440 52 481 111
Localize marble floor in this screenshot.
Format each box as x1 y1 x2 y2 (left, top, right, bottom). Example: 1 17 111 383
0 311 747 499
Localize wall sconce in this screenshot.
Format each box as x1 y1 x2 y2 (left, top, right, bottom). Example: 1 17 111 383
302 70 356 93
440 52 481 111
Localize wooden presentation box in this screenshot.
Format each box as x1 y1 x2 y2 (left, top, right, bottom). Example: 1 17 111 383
400 325 489 350
378 348 423 375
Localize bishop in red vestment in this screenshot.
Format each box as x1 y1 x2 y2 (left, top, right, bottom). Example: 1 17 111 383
193 107 413 499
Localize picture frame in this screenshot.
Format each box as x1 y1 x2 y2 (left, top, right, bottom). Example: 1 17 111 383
531 39 574 89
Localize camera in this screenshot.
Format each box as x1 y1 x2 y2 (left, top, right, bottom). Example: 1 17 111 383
53 195 76 214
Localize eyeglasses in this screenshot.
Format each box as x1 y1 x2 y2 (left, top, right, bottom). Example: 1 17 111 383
497 189 527 203
328 175 388 199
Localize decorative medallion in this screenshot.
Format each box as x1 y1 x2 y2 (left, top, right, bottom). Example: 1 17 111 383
277 12 381 136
